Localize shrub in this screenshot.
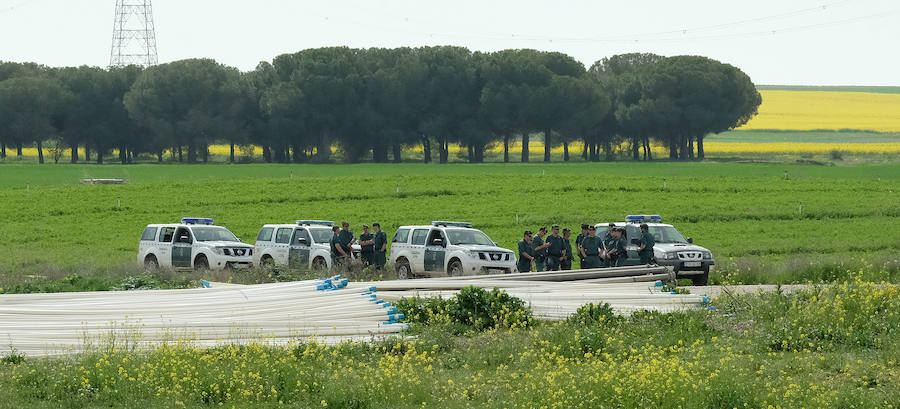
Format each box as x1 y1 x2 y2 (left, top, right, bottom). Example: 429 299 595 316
567 302 619 326
829 149 844 160
396 286 533 331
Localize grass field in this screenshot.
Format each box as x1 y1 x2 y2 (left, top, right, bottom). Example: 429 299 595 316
1 162 898 286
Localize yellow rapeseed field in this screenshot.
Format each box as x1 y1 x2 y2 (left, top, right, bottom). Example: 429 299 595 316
739 90 900 132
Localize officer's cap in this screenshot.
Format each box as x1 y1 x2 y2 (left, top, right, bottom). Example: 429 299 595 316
363 224 369 228
640 223 649 229
524 230 533 236
588 225 596 230
608 223 616 227
372 222 380 227
581 224 589 230
551 224 559 229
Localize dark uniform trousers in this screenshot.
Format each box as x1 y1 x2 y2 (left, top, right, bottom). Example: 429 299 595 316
546 255 561 271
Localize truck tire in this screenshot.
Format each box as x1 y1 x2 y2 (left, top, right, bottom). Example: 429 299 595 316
691 268 709 286
312 257 327 271
144 255 159 272
194 255 210 272
396 258 411 280
447 258 463 277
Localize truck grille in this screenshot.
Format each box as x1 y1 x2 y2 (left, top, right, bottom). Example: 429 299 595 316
677 252 702 260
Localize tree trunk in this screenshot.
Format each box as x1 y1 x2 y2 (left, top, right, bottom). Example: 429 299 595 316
503 135 509 163
392 144 402 163
563 142 569 161
98 150 104 164
645 138 653 161
178 146 184 162
36 141 44 164
202 143 209 162
230 141 235 163
292 144 303 163
317 131 330 163
669 141 678 159
521 133 529 162
697 135 705 159
263 146 272 163
543 129 551 162
69 141 78 163
1 139 6 158
588 143 596 162
581 139 589 160
16 142 23 157
422 137 431 163
604 141 613 161
129 150 134 164
439 139 448 164
688 137 695 160
85 144 91 162
467 144 474 162
120 145 128 164
156 149 162 163
187 143 196 163
632 137 640 160
474 144 484 163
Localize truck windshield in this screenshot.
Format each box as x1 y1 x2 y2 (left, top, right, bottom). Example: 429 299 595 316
308 228 335 245
447 229 494 246
192 227 239 242
648 226 688 244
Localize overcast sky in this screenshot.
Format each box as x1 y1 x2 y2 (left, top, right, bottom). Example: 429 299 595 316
1 0 898 85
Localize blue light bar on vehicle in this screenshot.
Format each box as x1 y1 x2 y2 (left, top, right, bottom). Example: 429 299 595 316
432 221 473 228
296 220 335 227
625 215 662 223
181 217 214 225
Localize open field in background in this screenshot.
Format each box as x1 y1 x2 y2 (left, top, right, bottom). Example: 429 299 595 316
738 90 900 132
1 162 898 286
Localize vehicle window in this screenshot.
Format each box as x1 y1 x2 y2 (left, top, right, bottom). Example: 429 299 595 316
392 228 410 243
308 228 334 244
427 230 445 246
648 226 688 244
192 227 239 242
256 227 274 242
174 228 192 244
159 227 175 243
411 229 429 246
447 229 493 246
625 225 639 241
141 227 158 241
275 228 293 244
292 228 310 245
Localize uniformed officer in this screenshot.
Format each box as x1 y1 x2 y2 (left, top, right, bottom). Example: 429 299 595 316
372 222 388 270
561 228 573 270
601 223 615 267
330 225 348 267
517 230 536 273
608 228 628 267
638 223 655 264
544 225 566 271
575 224 588 268
339 221 355 257
358 224 375 266
578 226 601 269
531 227 550 272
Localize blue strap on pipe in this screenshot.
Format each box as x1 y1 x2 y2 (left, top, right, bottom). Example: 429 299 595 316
381 302 391 308
655 281 663 287
386 307 397 314
369 286 377 292
201 280 210 288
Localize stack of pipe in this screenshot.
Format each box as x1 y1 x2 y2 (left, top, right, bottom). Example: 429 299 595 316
0 276 407 357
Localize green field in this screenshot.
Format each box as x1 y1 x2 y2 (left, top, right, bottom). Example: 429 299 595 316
1 161 899 285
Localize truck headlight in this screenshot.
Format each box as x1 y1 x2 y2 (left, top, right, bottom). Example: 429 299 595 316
702 251 712 260
213 247 225 255
665 252 677 260
466 250 479 259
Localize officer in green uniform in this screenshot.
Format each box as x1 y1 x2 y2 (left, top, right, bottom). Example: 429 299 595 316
575 224 588 268
579 226 601 269
358 224 375 266
517 230 536 273
610 228 628 267
544 225 566 271
638 223 655 264
601 223 616 268
561 228 573 270
372 222 388 270
531 227 550 272
330 225 347 268
339 221 355 258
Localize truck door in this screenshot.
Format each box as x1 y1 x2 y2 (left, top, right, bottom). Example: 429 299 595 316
289 228 311 268
157 227 175 267
623 225 641 266
274 227 293 264
172 227 193 268
409 229 429 272
424 229 447 272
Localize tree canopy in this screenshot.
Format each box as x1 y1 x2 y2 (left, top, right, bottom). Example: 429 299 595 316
0 48 760 164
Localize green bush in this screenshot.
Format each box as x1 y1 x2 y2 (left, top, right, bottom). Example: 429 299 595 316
396 286 533 331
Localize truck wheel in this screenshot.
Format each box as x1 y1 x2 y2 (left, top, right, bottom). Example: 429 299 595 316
312 257 327 271
144 255 159 272
194 255 210 272
396 258 411 279
691 268 709 286
447 259 463 277
260 255 274 269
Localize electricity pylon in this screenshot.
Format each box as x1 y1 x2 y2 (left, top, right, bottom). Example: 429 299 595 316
109 0 158 68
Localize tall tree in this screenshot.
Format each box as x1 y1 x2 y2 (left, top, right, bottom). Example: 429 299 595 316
0 76 70 164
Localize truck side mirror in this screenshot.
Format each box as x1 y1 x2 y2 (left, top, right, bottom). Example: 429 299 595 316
237 238 242 242
687 237 693 244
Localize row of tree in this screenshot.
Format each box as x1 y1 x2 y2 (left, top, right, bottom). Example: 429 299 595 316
0 47 761 164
